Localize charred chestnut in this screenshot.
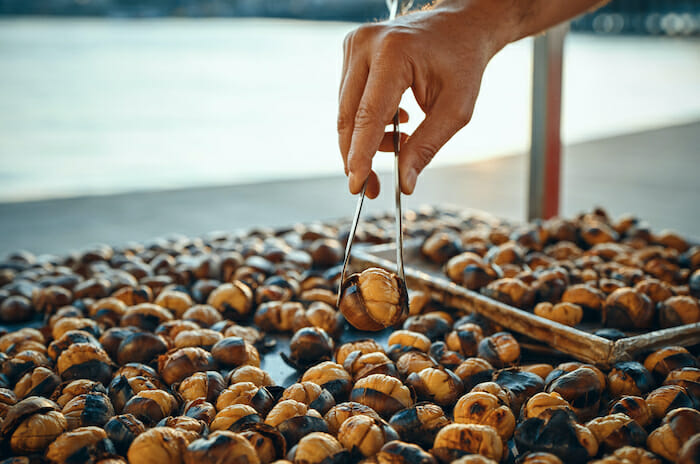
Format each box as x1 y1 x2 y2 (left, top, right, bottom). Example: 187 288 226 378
431 423 504 463
239 423 287 464
454 358 494 391
478 332 521 368
177 371 227 404
281 382 335 416
46 426 116 464
350 374 413 420
56 343 113 385
14 366 60 399
301 362 353 402
644 346 698 383
406 367 463 407
338 268 409 332
1 396 67 454
157 347 217 385
658 295 700 328
122 389 177 426
287 431 348 464
343 351 398 382
402 314 451 342
374 440 437 464
421 232 462 265
645 385 694 421
607 362 654 398
126 426 190 464
282 327 334 370
117 332 169 366
388 402 450 450
546 367 602 422
454 391 516 441
104 413 146 456
585 413 647 453
120 303 174 332
647 408 700 462
609 396 652 428
216 382 275 416
603 288 654 330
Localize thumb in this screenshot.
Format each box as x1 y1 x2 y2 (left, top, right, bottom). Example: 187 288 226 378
399 101 473 194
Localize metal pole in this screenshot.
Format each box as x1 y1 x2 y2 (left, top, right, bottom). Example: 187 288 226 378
527 23 567 221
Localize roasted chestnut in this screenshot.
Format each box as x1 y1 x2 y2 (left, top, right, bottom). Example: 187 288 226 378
421 232 462 265
56 343 113 385
287 431 349 464
177 371 227 403
396 351 438 378
183 398 217 424
154 289 193 318
104 413 147 456
338 414 398 458
281 382 335 416
646 407 700 462
265 399 328 447
478 332 521 368
338 267 409 331
561 284 605 319
116 332 169 366
645 385 694 421
157 347 217 385
445 323 483 357
533 302 583 327
211 404 262 432
228 365 274 387
254 301 304 333
122 389 177 426
402 314 451 342
609 396 652 428
644 346 698 383
431 423 504 463
216 382 275 416
292 302 344 339
386 330 431 361
585 413 647 452
454 357 494 391
607 362 654 398
658 295 700 328
373 440 437 464
388 402 450 450
521 392 572 420
481 278 535 309
350 374 413 420
324 401 381 436
46 426 116 464
406 367 463 407
592 446 661 464
282 327 334 370
157 415 207 438
239 423 287 464
62 391 115 430
301 362 353 402
603 288 654 330
48 330 101 362
454 391 516 440
126 426 190 464
120 303 174 332
343 351 398 381
14 366 61 399
546 367 602 421
334 339 384 366
0 396 67 454
514 409 598 464
206 281 254 320
515 452 563 464
173 329 223 350
678 433 700 464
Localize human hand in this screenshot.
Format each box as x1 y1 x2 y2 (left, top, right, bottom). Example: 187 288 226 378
337 0 512 198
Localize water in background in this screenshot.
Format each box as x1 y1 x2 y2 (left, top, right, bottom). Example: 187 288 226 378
1 18 699 202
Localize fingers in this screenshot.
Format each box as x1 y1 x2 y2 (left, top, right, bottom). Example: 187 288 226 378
365 170 380 199
398 98 474 195
378 132 409 152
347 61 410 194
338 59 369 176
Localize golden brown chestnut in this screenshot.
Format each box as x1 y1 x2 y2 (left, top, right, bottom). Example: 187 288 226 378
122 389 177 426
183 398 216 425
0 388 17 418
645 385 694 421
46 426 115 464
607 446 661 464
445 252 485 283
126 426 190 464
287 431 348 464
603 288 654 330
173 329 223 350
104 413 147 456
445 324 483 357
254 301 304 333
658 295 700 328
154 289 193 318
343 351 398 382
350 374 413 420
644 346 698 383
282 327 334 370
228 366 274 387
521 392 572 420
647 408 700 462
56 342 113 385
14 366 60 400
184 430 260 464
206 281 254 321
609 396 652 428
386 330 431 360
334 339 384 366
157 347 217 385
561 284 605 317
301 362 353 402
1 396 67 454
52 317 100 341
112 285 153 306
454 358 494 391
454 391 516 441
406 367 463 407
432 423 503 463
292 301 343 339
388 402 450 450
396 351 438 379
546 367 602 422
374 440 437 464
339 267 408 332
177 371 227 403
182 304 222 327
515 452 563 464
402 313 451 342
265 400 327 447
634 279 673 304
534 302 583 327
216 382 275 416
281 382 335 416
481 278 535 309
157 416 207 439
585 413 647 453
120 303 174 332
210 404 262 432
478 332 521 368
421 232 462 265
324 401 381 436
678 433 700 464
240 423 287 464
607 362 655 398
338 414 398 458
48 330 100 362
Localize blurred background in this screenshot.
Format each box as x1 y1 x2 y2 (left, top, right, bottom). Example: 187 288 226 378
1 0 699 254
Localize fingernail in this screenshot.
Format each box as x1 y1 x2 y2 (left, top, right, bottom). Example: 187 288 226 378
348 172 360 194
405 168 418 194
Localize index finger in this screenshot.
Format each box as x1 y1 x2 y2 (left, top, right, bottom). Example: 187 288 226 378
347 58 410 194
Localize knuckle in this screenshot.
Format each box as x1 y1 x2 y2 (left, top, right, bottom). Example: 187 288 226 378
337 113 352 132
354 105 378 130
412 142 438 170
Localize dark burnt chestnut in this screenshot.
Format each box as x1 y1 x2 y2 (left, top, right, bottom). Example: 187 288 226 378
388 402 450 450
478 332 521 368
679 433 700 464
183 398 217 425
343 351 398 382
427 342 464 370
338 267 409 332
607 362 654 398
402 314 451 342
647 408 700 462
431 423 504 463
603 288 654 330
585 413 647 453
454 391 516 441
609 396 652 428
116 332 169 366
350 374 413 420
445 324 484 357
216 382 275 416
514 409 598 464
308 238 343 269
239 422 287 464
120 303 174 332
104 413 146 456
210 404 262 432
99 327 138 361
14 366 61 399
406 367 463 407
1 396 68 454
287 431 349 464
421 232 462 265
122 389 177 426
546 367 602 422
61 392 114 430
46 426 116 464
211 337 260 369
282 327 334 370
0 295 34 323
56 343 113 385
157 347 217 385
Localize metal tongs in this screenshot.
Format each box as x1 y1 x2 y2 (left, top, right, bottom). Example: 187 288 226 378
336 0 407 308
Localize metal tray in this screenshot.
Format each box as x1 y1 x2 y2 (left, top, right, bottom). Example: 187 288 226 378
351 241 700 368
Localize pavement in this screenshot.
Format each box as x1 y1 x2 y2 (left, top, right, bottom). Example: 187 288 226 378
0 120 698 257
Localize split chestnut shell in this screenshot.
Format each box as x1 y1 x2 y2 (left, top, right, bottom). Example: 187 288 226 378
338 268 408 332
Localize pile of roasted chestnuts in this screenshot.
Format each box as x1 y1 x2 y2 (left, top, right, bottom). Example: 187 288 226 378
0 206 697 464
